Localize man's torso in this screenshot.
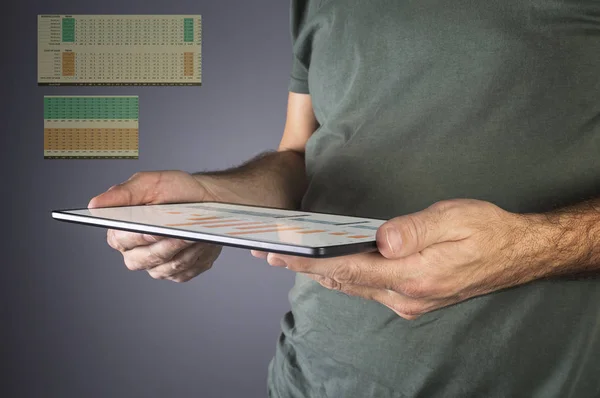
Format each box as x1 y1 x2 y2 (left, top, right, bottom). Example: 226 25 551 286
270 1 600 396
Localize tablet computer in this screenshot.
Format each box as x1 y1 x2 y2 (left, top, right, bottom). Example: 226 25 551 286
51 202 387 258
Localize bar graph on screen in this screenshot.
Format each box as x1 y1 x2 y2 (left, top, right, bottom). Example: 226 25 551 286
154 203 385 245
53 202 388 257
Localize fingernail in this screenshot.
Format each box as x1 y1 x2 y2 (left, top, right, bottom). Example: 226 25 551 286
385 227 402 254
268 255 287 267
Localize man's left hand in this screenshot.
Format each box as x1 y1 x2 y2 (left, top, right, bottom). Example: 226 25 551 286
252 199 547 319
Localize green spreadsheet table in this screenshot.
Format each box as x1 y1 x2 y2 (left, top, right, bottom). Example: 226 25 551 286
44 96 139 159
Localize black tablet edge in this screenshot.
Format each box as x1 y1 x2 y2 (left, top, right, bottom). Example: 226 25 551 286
51 210 378 259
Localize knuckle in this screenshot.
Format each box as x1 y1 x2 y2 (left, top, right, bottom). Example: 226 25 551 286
123 256 139 271
400 215 426 249
113 241 127 253
330 262 360 285
319 277 343 291
284 258 303 271
170 239 190 252
427 200 448 215
203 261 214 271
429 200 458 222
147 248 169 266
430 199 459 212
148 271 164 280
170 275 188 283
107 230 124 252
106 231 115 248
169 258 187 272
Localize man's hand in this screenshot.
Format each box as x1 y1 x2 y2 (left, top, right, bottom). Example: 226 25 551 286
89 170 223 283
254 199 550 319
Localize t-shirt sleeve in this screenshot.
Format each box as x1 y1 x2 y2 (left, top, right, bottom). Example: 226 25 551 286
289 0 311 94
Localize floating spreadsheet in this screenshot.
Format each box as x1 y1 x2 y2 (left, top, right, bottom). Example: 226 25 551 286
38 15 202 86
44 96 139 159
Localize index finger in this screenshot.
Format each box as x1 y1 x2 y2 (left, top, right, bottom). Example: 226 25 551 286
269 252 423 292
107 229 166 252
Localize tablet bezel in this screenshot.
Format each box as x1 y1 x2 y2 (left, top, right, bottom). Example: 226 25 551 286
51 202 384 258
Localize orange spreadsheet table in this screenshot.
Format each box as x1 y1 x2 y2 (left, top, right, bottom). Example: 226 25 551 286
43 96 139 159
38 15 202 86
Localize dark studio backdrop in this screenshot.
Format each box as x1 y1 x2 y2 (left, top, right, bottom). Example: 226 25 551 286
2 1 295 397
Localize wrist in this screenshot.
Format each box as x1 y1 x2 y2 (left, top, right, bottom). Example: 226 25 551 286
192 173 244 204
512 213 562 278
517 208 600 278
191 151 307 209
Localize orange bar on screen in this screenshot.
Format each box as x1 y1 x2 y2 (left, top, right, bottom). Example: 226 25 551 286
203 222 266 228
165 221 210 227
228 227 304 235
234 223 286 230
185 219 240 225
165 219 237 227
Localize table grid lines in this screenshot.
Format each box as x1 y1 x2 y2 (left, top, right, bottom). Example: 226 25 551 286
38 15 202 86
44 96 139 159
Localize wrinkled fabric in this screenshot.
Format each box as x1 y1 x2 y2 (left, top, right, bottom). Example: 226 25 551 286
269 1 600 397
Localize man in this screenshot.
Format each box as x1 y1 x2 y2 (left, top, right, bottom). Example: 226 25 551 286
89 0 600 396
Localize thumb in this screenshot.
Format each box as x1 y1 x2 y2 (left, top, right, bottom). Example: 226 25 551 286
88 173 155 208
376 207 448 259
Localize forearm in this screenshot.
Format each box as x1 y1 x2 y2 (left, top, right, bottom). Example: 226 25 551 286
192 150 308 210
524 197 600 278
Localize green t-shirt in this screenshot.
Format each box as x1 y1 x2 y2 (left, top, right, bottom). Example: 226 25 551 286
268 1 600 397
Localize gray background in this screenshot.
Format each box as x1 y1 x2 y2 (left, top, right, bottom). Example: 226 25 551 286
2 1 295 397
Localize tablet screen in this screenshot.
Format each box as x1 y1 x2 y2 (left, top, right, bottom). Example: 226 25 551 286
53 202 387 257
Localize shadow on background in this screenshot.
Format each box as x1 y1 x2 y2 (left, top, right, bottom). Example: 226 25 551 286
1 1 295 397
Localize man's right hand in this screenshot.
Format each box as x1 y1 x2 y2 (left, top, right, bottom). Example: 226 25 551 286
88 170 223 283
